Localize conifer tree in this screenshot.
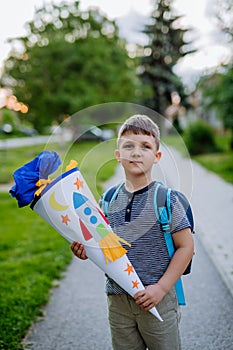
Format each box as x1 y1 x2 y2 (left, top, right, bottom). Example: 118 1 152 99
140 0 195 116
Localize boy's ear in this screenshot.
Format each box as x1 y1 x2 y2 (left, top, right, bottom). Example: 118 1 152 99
154 151 162 163
115 149 121 162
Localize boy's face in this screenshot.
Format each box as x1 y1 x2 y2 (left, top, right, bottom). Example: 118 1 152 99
115 132 161 178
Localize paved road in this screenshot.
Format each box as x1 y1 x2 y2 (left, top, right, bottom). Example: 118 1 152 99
0 135 56 150
0 133 72 150
19 146 233 349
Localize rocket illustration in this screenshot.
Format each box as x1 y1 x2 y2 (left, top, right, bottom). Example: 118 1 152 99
73 192 131 264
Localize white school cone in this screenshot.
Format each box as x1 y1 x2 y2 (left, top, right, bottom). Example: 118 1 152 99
31 165 163 322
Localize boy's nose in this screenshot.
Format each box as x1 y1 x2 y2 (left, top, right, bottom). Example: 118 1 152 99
131 146 141 156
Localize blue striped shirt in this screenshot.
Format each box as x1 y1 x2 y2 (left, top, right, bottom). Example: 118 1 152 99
105 181 190 295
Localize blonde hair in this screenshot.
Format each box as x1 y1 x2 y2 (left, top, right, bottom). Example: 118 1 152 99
118 114 160 149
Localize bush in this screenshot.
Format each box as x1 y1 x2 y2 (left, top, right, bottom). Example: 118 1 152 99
0 109 20 131
184 120 218 155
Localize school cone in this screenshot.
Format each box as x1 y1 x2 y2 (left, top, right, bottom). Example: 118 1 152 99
30 162 163 322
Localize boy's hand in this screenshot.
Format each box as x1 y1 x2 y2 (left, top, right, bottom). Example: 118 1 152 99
134 283 166 311
71 241 88 260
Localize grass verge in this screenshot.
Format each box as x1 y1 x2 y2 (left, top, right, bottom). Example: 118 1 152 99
0 140 117 349
0 193 72 349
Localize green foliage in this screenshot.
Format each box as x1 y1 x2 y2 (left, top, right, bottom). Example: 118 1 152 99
214 0 233 40
139 0 195 114
183 120 218 155
1 1 139 132
198 63 233 138
0 109 20 135
0 109 18 126
197 0 233 147
214 133 232 152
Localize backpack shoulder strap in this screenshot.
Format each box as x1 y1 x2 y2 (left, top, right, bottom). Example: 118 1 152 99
100 183 123 217
154 183 174 256
154 182 186 306
154 183 172 229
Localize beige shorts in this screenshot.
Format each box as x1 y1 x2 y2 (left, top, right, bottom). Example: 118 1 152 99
107 288 181 350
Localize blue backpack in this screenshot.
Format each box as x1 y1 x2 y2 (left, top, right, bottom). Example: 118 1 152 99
100 182 194 305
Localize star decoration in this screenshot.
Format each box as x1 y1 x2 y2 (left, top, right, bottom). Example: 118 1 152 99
74 178 83 189
132 280 139 289
61 214 70 225
124 263 134 276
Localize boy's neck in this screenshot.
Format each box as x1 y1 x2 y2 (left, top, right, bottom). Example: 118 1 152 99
124 176 153 193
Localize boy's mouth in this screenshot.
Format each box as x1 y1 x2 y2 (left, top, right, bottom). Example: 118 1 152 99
130 161 142 164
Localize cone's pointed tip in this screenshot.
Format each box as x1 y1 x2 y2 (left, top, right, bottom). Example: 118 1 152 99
157 314 163 322
150 309 163 322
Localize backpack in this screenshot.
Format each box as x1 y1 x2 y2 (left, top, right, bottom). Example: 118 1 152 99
100 182 194 305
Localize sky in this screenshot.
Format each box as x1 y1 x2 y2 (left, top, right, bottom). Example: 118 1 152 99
0 0 231 87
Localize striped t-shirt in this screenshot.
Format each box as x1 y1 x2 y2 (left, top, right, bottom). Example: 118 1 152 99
105 181 191 295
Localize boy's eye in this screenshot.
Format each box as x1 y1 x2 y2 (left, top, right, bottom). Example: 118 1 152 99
141 144 151 149
123 144 133 149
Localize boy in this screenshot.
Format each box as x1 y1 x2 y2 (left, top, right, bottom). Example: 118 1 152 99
71 114 194 350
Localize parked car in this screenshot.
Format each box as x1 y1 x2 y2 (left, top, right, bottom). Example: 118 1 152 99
78 126 114 141
19 126 38 136
0 123 38 137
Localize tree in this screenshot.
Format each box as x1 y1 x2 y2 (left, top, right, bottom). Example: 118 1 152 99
214 0 233 41
196 0 233 148
139 0 195 116
198 63 233 148
0 1 139 132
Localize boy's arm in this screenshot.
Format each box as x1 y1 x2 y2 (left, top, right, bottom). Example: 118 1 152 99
157 227 194 293
134 227 194 311
71 241 88 260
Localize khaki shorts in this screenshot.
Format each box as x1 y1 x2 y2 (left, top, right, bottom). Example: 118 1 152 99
107 288 181 350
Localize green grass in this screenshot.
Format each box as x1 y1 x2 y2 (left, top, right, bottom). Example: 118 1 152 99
0 140 117 349
214 134 232 152
0 145 48 184
163 134 233 184
192 134 233 184
161 134 190 157
0 194 72 349
194 152 233 184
